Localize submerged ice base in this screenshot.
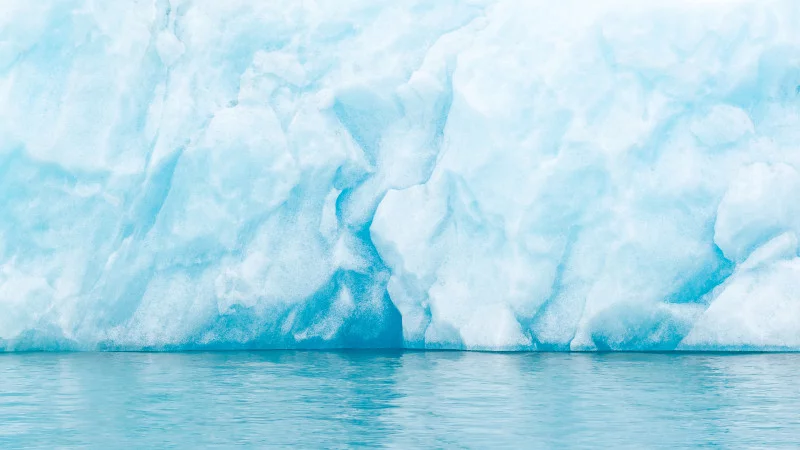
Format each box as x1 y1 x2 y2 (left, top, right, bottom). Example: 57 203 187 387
2 0 800 351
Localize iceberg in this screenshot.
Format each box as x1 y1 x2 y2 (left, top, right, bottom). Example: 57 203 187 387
1 0 800 351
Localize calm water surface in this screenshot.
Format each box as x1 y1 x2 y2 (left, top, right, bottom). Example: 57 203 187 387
1 351 798 448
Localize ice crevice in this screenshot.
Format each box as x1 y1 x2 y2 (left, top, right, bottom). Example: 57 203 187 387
2 0 800 351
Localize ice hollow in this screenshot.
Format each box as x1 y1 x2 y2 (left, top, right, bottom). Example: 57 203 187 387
1 0 800 351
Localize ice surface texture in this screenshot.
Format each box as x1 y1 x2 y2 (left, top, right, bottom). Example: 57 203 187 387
2 0 800 351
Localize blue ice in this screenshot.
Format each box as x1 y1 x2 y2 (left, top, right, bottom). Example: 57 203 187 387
1 0 800 351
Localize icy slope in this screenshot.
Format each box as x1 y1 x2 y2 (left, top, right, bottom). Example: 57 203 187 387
1 0 800 351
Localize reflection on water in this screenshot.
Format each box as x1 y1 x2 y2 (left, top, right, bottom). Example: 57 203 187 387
1 351 798 448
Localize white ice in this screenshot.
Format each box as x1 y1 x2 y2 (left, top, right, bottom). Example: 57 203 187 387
1 0 800 350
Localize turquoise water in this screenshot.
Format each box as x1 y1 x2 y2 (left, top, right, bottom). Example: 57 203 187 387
1 352 798 448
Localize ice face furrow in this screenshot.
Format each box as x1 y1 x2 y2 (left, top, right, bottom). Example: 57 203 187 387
1 0 800 351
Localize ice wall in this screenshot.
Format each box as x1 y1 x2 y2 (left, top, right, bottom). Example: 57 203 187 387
1 0 800 351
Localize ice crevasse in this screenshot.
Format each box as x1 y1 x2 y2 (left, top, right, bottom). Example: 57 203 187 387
1 0 800 351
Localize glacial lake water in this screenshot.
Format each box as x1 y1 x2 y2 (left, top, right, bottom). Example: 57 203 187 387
1 351 798 448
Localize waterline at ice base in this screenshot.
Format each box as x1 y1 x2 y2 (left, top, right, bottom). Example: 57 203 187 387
2 0 800 352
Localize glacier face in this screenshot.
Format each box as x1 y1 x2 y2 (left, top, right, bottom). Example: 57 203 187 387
1 0 800 351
